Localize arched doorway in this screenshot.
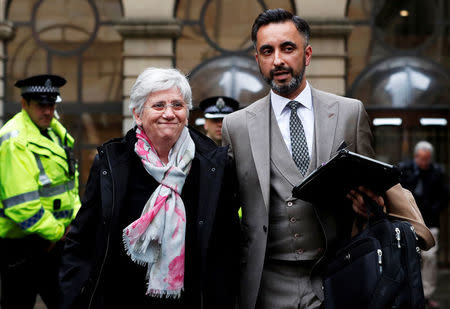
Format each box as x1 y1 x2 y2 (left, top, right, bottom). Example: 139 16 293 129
350 55 450 265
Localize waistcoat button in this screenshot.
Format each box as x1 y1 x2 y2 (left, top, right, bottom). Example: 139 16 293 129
290 217 296 223
287 201 293 207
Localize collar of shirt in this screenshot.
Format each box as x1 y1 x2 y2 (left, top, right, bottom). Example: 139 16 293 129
270 81 313 118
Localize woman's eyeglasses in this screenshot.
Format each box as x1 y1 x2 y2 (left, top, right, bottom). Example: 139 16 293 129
145 101 186 112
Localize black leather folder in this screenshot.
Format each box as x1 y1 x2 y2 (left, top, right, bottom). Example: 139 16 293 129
292 149 400 204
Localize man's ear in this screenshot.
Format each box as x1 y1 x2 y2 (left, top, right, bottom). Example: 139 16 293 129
305 45 312 67
20 98 29 109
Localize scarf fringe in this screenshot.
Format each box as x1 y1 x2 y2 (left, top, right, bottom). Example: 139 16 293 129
147 288 183 299
122 234 161 267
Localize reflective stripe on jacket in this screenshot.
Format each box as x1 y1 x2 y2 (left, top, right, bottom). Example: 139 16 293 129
0 110 81 241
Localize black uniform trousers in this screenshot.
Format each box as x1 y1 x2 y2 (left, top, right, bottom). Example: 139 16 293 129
0 235 62 309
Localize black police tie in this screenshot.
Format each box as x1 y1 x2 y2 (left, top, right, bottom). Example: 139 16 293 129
288 100 310 176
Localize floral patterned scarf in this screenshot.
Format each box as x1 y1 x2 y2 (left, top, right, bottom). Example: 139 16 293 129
123 126 195 298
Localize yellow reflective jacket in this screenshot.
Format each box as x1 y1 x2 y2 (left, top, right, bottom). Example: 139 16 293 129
0 110 81 241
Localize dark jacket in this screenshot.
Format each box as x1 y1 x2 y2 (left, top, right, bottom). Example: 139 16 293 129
399 160 449 227
59 127 240 309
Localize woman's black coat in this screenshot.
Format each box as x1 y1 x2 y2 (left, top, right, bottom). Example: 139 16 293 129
59 127 240 309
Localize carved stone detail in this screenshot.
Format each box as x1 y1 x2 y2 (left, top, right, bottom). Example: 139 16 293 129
0 21 14 41
114 18 182 39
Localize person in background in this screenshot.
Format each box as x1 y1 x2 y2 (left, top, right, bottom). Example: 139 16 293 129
0 74 80 309
399 141 449 308
59 67 240 309
222 8 434 309
199 96 239 145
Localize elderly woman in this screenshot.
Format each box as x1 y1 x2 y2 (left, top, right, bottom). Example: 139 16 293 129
59 68 240 308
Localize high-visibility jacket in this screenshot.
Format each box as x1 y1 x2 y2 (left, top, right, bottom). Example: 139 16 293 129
0 110 81 241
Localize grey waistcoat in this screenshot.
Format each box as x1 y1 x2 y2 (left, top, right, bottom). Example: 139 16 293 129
266 106 325 261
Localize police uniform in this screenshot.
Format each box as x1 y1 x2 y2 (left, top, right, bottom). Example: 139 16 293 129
199 96 239 145
0 75 81 309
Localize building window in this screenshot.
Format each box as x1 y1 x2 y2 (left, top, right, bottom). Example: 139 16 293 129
350 56 450 108
175 0 296 111
5 0 123 190
373 0 438 51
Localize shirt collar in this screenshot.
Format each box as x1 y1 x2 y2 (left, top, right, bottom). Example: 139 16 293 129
270 81 313 117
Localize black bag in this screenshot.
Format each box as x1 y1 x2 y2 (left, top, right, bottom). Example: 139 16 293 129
323 200 425 309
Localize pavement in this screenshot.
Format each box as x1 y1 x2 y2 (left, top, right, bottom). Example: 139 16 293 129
431 267 450 309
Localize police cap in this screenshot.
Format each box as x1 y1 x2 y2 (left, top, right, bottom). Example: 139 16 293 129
199 96 239 119
15 74 66 104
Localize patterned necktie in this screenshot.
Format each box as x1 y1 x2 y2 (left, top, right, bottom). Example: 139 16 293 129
288 100 310 176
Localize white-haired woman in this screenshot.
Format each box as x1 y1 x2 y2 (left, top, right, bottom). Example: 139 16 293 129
59 68 240 309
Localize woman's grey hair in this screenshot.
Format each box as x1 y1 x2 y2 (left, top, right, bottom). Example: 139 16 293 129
129 67 192 122
414 140 434 156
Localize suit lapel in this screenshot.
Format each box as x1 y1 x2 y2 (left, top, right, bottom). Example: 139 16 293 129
247 95 271 212
313 87 339 167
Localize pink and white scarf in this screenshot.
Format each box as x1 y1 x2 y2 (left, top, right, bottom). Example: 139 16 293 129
123 126 195 298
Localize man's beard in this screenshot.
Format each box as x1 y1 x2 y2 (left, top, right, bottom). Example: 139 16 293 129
261 57 306 96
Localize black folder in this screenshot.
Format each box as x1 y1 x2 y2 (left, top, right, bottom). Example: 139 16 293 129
292 149 400 204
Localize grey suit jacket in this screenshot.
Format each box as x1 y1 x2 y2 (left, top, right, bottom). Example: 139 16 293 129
222 86 374 309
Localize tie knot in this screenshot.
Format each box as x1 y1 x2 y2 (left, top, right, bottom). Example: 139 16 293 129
288 100 301 111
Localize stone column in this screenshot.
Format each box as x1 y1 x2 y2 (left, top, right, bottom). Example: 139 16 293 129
115 18 181 133
296 0 352 96
0 20 14 126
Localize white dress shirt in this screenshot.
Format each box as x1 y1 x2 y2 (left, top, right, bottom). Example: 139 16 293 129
270 81 314 157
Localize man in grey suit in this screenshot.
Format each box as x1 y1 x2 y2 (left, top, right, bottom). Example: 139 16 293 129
222 8 434 309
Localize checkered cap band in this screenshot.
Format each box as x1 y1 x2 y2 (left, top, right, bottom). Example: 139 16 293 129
21 85 60 95
204 105 234 114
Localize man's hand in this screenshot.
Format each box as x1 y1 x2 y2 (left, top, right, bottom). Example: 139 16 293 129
346 186 385 217
61 225 71 241
46 225 71 252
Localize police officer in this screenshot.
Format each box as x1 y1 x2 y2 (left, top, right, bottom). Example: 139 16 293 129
199 96 239 145
0 74 81 309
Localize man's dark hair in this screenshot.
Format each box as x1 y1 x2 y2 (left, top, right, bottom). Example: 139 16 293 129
251 8 311 48
22 94 35 105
